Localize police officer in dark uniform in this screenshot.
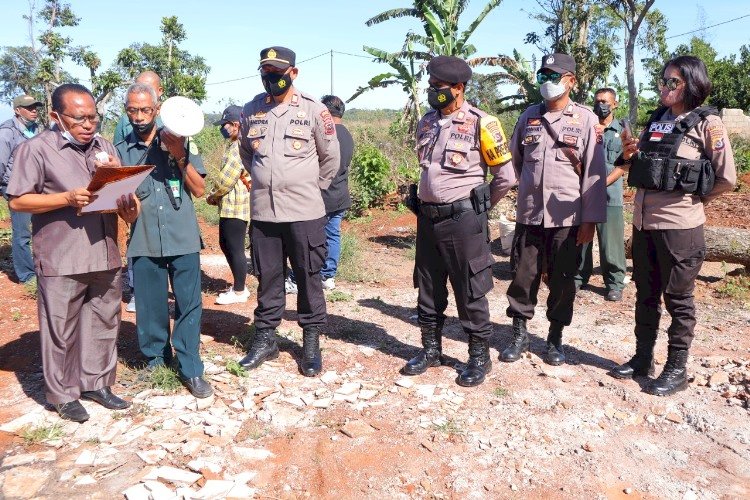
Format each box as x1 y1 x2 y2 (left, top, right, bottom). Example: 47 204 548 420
611 55 736 395
403 56 515 387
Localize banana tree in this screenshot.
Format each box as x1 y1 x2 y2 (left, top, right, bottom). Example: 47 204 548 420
348 39 428 136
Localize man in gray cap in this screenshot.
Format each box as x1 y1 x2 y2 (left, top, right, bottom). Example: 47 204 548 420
500 53 606 366
0 95 44 284
238 46 339 377
403 55 516 387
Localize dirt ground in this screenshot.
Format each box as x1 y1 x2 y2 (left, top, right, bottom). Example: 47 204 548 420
0 196 748 499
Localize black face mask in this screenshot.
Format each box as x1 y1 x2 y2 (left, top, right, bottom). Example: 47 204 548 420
262 72 292 96
593 102 612 119
427 86 455 110
131 120 156 136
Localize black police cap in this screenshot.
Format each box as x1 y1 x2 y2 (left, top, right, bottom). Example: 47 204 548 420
259 46 296 70
539 53 576 75
427 56 472 84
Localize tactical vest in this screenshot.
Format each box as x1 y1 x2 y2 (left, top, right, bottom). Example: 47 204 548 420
628 106 717 196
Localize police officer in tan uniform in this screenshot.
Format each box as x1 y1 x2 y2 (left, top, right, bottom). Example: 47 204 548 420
610 55 736 395
237 46 340 377
501 53 606 366
403 56 516 387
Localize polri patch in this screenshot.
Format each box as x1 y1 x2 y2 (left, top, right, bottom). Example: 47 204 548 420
321 109 335 136
527 118 541 126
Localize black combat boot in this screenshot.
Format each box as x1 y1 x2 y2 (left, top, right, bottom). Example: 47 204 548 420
301 326 323 377
609 331 656 379
239 328 279 369
402 324 443 375
544 321 565 366
500 317 529 362
645 347 689 396
457 335 492 387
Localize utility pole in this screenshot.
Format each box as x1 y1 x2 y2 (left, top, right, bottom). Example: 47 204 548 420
330 50 334 95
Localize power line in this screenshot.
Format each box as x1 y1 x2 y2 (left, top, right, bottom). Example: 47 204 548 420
664 13 750 41
205 50 330 86
204 12 750 86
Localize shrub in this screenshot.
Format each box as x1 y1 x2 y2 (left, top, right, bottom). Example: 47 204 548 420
730 135 750 175
350 145 394 215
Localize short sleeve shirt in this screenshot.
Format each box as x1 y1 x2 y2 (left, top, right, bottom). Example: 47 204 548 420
116 130 206 258
6 129 121 276
601 119 624 206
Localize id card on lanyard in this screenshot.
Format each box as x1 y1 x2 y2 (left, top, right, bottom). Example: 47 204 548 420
168 178 181 199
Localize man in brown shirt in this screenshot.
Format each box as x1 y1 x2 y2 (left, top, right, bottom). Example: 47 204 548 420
501 53 606 366
7 83 139 422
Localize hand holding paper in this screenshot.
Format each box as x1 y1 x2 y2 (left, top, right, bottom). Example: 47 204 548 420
78 165 154 215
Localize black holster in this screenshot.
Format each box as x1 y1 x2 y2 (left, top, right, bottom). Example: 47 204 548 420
406 183 420 215
470 183 491 215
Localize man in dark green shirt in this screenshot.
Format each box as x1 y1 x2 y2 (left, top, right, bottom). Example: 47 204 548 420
116 82 213 399
575 88 627 301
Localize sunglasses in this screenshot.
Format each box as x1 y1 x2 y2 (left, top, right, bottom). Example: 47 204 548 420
536 72 565 85
658 77 683 91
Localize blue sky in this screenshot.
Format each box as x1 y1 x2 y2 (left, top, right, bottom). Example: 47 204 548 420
0 0 748 122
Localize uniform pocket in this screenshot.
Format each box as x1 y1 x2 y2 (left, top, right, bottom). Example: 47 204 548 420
284 125 312 157
307 230 327 273
467 253 495 299
443 142 471 172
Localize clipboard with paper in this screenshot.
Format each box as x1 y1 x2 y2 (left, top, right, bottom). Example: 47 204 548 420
78 165 154 215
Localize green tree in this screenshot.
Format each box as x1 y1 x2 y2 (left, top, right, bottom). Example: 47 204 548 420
352 1 505 134
365 0 502 60
348 36 427 136
604 0 662 123
115 16 209 102
0 0 120 119
669 38 750 111
523 0 621 103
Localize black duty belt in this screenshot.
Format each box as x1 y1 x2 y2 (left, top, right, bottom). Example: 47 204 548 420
419 198 474 223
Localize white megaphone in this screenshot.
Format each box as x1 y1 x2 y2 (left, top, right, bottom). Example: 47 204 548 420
159 96 204 138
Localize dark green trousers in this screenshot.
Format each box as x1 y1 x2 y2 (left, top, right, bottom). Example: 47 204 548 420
132 253 204 378
575 206 626 292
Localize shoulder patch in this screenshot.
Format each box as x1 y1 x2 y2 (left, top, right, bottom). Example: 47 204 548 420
320 109 335 136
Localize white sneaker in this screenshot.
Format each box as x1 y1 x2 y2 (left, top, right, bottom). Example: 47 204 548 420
126 296 136 313
322 277 336 290
285 276 298 294
216 288 250 305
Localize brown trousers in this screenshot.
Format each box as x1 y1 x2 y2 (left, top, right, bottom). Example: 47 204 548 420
37 268 121 404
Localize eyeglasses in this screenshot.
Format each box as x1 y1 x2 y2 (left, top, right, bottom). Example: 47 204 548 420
536 72 565 85
658 77 683 91
57 112 100 126
125 106 155 116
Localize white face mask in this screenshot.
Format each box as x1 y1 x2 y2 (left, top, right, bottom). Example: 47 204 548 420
540 81 567 101
54 113 90 146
